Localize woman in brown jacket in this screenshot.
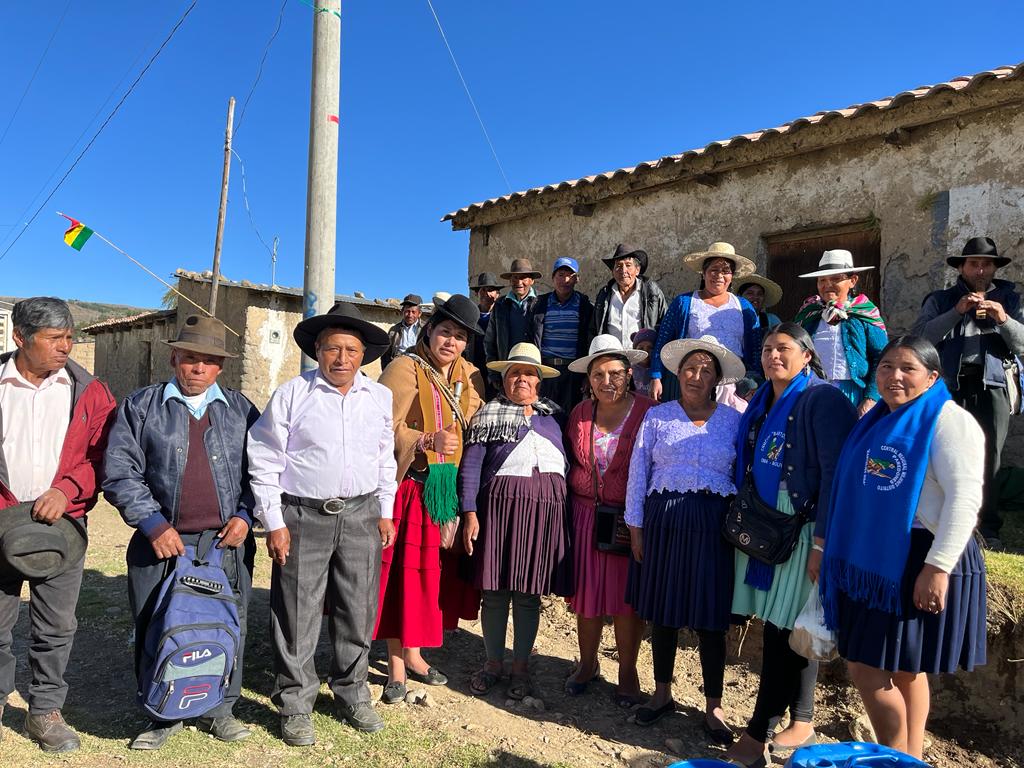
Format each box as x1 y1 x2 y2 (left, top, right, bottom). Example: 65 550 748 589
375 295 486 704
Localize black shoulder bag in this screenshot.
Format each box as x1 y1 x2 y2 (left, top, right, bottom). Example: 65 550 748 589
722 414 808 565
591 402 632 556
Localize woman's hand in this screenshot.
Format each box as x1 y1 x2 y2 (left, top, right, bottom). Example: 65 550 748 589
649 379 663 402
913 564 949 614
629 526 643 563
433 424 459 456
806 538 824 583
439 519 459 549
463 512 480 556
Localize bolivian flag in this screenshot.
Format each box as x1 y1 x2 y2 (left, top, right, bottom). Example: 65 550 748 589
61 215 93 251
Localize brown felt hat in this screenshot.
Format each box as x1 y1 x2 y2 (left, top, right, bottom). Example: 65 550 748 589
0 502 87 580
163 315 236 358
499 258 542 279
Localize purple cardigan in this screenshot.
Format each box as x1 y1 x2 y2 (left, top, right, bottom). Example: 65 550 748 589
459 413 566 513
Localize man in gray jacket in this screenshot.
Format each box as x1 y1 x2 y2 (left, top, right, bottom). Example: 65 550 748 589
103 316 260 750
591 244 668 343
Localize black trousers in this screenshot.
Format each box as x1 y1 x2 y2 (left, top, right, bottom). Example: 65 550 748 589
127 529 255 720
747 622 815 742
0 552 86 714
651 625 726 699
954 371 1010 537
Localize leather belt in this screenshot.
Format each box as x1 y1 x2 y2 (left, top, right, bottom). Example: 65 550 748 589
542 357 571 367
281 492 363 515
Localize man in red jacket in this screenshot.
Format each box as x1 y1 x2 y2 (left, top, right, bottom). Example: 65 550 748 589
0 297 115 752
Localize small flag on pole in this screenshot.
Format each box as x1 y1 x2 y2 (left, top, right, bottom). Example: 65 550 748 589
61 214 94 251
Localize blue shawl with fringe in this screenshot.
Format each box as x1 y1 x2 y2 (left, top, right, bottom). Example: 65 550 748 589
820 381 950 629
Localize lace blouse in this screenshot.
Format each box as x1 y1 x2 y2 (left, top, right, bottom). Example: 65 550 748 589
685 291 745 356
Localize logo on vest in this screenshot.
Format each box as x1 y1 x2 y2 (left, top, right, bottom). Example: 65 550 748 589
863 445 907 491
759 432 785 466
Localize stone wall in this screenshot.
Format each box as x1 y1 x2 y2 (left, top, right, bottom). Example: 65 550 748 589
69 340 95 374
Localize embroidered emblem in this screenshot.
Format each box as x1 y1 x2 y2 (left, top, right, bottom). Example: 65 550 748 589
863 445 907 491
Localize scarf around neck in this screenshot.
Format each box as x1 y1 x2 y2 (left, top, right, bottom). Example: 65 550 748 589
465 395 557 446
794 293 887 329
820 380 950 629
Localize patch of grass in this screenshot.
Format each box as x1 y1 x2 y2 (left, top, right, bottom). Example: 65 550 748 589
984 550 1024 628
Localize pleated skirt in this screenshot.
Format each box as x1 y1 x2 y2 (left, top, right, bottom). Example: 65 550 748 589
568 495 634 619
625 490 733 631
836 529 987 674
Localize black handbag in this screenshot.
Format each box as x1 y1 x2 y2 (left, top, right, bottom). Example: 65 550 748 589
590 402 631 556
722 416 808 565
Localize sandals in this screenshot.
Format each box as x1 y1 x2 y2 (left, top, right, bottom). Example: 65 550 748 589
469 667 501 697
506 673 534 701
564 662 601 696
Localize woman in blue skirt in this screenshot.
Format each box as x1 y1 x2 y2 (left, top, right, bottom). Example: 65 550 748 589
625 335 745 743
821 336 987 760
726 323 857 768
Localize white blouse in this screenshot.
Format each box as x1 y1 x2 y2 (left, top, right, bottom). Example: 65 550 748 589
495 430 565 477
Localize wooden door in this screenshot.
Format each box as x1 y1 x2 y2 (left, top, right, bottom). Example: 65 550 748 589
765 226 881 322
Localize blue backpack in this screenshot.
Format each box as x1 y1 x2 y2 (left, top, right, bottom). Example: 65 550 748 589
138 538 240 721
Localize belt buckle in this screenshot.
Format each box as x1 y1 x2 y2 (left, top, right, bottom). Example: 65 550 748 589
322 498 346 514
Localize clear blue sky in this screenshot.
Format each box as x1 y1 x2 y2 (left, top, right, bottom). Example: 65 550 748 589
1 1 1022 308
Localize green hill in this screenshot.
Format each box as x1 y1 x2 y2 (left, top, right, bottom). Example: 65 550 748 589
0 296 154 337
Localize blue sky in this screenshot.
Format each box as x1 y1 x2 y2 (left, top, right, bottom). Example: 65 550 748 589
1 1 1022 309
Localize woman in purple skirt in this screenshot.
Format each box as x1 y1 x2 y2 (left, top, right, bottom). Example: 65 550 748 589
460 343 572 701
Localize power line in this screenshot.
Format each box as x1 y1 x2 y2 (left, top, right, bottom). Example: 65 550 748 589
424 0 512 193
234 0 289 138
231 148 276 260
0 0 73 151
0 1 199 265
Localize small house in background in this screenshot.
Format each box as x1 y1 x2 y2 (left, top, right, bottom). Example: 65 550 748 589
85 270 404 407
0 302 13 354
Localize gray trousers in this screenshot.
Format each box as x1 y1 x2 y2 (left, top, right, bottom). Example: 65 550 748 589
270 494 381 714
126 529 255 720
0 553 85 715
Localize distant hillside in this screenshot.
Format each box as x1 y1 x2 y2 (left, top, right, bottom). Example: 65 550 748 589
0 297 154 337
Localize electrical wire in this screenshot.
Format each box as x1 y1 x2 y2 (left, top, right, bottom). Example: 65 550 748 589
0 0 73 151
231 148 276 260
425 0 512 193
0 0 199 265
234 0 289 137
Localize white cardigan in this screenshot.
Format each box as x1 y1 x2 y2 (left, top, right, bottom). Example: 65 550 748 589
915 401 985 573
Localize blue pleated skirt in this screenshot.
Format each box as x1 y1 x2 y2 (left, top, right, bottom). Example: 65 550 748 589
836 529 987 674
625 489 734 631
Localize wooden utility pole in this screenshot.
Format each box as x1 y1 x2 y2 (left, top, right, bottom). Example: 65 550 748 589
301 0 341 370
209 96 235 314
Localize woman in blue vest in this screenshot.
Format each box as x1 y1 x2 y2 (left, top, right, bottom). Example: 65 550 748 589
649 242 761 404
725 322 856 768
820 336 987 760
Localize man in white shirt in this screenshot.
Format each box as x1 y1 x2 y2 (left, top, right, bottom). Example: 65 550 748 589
591 244 668 345
381 294 425 368
248 302 397 745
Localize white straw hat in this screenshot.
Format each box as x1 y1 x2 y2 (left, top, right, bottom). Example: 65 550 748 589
799 249 874 278
660 335 745 384
568 334 647 373
486 342 561 379
682 242 756 279
733 274 783 308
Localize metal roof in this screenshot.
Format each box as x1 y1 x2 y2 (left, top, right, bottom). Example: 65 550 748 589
443 63 1024 227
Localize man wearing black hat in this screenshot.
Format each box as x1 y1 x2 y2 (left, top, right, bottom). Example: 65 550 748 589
591 244 668 344
469 273 503 397
913 237 1024 542
0 297 116 752
382 294 425 369
484 258 541 391
103 315 260 750
247 302 397 744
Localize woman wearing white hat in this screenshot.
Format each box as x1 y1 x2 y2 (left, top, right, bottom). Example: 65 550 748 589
734 274 783 331
625 336 745 742
794 250 889 417
562 335 656 706
649 242 762 404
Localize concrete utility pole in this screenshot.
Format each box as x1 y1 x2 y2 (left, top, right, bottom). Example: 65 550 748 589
209 96 235 314
301 0 341 370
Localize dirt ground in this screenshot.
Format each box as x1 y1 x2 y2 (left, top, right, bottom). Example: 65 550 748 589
3 501 1020 767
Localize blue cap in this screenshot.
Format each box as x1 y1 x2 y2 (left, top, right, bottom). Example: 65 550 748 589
552 257 579 275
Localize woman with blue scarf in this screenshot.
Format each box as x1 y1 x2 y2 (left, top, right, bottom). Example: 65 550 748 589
820 337 987 760
725 323 856 768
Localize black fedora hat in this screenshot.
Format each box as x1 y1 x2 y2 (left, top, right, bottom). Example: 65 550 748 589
430 294 483 335
471 272 503 291
293 302 390 363
602 243 649 275
947 236 1010 268
0 503 87 579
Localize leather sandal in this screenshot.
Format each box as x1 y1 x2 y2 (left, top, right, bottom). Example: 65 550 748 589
469 668 501 696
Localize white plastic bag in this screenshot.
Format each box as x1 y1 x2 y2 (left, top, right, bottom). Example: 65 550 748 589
788 589 838 661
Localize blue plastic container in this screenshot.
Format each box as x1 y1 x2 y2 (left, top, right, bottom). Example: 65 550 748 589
786 741 929 768
667 761 734 768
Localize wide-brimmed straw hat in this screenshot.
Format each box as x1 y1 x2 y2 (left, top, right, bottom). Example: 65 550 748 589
734 274 783 308
486 342 560 379
431 294 483 335
568 334 648 373
0 502 88 579
947 236 1010 268
660 335 745 384
293 302 390 362
499 258 542 279
602 244 649 275
682 242 756 279
163 315 237 358
799 249 874 278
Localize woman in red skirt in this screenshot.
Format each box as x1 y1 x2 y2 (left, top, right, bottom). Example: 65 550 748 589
375 295 486 704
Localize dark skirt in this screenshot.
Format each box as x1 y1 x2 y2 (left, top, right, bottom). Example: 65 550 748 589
836 529 987 674
473 471 573 596
625 489 734 632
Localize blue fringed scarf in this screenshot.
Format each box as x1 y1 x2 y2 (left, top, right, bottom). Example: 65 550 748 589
820 381 950 629
734 371 811 590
